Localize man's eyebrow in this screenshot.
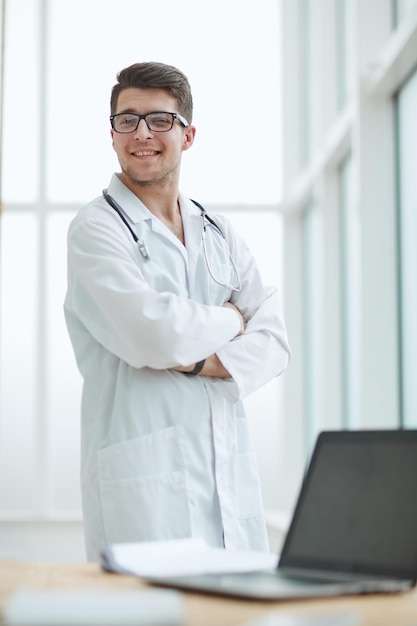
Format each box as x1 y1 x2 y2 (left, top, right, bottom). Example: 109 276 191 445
114 109 139 115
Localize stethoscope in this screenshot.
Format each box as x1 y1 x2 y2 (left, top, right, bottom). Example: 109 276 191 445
102 190 241 292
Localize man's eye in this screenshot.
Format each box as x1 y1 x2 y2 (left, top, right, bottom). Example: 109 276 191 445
120 116 137 126
150 115 171 126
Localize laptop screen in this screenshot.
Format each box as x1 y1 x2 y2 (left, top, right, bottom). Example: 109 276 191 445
279 430 417 580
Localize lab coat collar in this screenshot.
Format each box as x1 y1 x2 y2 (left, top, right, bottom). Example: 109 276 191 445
107 173 151 224
106 173 202 225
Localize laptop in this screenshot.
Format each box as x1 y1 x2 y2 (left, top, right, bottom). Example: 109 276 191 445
147 429 417 600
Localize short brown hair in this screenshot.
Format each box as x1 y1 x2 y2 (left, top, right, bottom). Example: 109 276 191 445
110 62 193 123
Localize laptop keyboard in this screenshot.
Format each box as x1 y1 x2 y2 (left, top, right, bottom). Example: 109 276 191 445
158 570 413 600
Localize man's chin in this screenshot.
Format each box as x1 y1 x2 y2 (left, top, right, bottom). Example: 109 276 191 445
120 171 156 189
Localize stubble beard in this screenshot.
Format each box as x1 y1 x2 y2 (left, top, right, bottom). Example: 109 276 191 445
122 161 179 190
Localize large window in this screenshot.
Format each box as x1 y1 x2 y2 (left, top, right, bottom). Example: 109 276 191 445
302 201 322 451
339 154 360 429
396 67 417 427
280 0 415 514
393 0 417 26
0 0 283 558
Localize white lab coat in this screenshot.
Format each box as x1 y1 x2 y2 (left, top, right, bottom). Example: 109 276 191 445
64 173 290 562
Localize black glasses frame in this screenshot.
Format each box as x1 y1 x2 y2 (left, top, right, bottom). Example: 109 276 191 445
110 111 189 133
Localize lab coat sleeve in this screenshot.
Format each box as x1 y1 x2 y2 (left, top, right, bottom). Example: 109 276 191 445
64 206 241 370
214 217 291 401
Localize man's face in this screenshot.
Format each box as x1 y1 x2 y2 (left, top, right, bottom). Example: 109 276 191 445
111 87 195 192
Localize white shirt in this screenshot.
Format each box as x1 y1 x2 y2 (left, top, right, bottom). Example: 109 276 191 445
64 173 290 561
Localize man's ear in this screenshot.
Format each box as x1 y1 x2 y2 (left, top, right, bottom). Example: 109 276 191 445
182 125 196 152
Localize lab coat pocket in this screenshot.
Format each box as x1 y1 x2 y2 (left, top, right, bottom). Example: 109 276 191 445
97 426 191 544
236 451 265 520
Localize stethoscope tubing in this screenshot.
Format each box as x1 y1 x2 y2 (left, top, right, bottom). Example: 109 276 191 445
103 190 150 259
102 190 241 292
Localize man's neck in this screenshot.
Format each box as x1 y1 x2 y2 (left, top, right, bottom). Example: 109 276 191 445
119 173 180 221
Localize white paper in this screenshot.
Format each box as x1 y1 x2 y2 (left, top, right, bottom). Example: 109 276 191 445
3 588 184 626
242 612 362 626
101 538 278 578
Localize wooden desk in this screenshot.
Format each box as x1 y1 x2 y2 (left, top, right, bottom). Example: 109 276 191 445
0 561 416 626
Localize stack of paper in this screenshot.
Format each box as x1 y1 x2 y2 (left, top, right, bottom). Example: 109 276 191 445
101 537 278 578
242 612 361 626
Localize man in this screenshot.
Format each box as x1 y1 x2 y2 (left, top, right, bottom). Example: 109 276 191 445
64 61 290 562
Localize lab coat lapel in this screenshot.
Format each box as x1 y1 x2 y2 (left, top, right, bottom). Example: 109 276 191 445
107 174 145 219
108 174 188 261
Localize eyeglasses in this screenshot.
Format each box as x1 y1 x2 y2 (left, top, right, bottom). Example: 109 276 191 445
110 111 189 133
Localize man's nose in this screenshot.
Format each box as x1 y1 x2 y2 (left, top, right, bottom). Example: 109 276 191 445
133 119 152 139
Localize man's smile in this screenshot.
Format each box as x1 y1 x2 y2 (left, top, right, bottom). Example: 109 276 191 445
132 150 160 157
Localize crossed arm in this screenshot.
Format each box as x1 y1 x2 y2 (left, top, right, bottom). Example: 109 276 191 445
171 301 245 378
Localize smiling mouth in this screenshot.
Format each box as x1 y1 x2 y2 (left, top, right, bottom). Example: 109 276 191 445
132 150 159 157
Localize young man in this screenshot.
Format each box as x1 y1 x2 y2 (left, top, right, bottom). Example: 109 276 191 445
64 62 291 562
